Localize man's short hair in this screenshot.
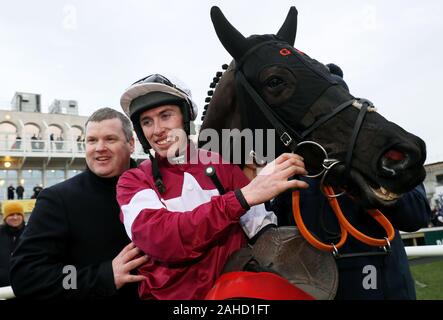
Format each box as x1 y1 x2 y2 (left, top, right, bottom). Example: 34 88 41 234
85 107 133 142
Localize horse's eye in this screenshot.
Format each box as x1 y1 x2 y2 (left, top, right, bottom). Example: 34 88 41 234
266 77 284 88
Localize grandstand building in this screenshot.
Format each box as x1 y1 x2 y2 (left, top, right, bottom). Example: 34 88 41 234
0 91 150 202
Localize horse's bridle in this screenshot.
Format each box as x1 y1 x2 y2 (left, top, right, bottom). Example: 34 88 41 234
236 71 377 193
235 67 394 254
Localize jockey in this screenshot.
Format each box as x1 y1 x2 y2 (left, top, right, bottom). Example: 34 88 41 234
117 73 309 299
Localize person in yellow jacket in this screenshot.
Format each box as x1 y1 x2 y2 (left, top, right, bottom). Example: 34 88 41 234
0 202 25 287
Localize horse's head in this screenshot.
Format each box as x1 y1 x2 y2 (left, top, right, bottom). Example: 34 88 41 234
200 6 426 208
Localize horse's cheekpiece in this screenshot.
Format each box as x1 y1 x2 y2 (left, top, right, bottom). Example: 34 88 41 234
221 226 338 300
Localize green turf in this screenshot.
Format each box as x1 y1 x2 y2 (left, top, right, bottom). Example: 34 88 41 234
410 260 443 300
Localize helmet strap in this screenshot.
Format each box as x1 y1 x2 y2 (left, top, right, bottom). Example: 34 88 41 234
148 151 166 194
181 100 192 136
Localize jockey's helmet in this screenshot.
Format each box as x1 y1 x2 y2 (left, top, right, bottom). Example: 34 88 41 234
120 73 198 153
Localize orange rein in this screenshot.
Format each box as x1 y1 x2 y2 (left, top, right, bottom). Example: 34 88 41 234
292 185 395 253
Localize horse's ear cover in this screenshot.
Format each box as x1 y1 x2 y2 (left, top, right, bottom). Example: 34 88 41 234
276 6 298 45
210 6 248 60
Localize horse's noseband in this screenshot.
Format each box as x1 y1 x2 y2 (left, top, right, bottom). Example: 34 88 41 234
291 140 344 197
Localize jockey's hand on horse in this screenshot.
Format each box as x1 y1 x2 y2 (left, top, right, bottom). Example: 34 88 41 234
241 153 309 207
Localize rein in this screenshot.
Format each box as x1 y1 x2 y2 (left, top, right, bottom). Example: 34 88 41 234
292 187 395 255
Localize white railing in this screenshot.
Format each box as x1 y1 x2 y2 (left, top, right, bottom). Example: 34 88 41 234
0 244 441 300
0 137 84 154
405 245 443 257
401 227 443 257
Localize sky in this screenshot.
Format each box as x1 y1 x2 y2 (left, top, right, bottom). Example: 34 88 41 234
0 0 442 163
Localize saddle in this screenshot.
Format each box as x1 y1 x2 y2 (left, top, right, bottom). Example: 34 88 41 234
222 226 338 300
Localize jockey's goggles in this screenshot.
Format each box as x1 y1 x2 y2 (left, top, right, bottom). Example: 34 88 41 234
131 74 189 97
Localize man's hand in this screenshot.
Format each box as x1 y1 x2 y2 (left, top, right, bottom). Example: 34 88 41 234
112 242 148 290
241 153 309 207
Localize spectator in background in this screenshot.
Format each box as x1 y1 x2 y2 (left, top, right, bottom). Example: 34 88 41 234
50 133 55 150
31 134 38 150
31 185 43 199
16 185 24 200
77 135 84 151
431 198 443 227
0 202 26 287
7 185 15 200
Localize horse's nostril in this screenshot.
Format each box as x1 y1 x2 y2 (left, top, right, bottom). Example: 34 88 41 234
383 149 406 162
379 149 409 176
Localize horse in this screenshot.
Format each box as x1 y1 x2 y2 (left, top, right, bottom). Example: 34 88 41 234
199 6 428 300
199 6 426 209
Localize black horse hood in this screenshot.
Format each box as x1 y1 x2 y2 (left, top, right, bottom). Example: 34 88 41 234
239 36 342 125
210 6 344 129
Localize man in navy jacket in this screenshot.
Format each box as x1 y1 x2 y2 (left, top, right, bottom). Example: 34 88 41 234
10 108 146 300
